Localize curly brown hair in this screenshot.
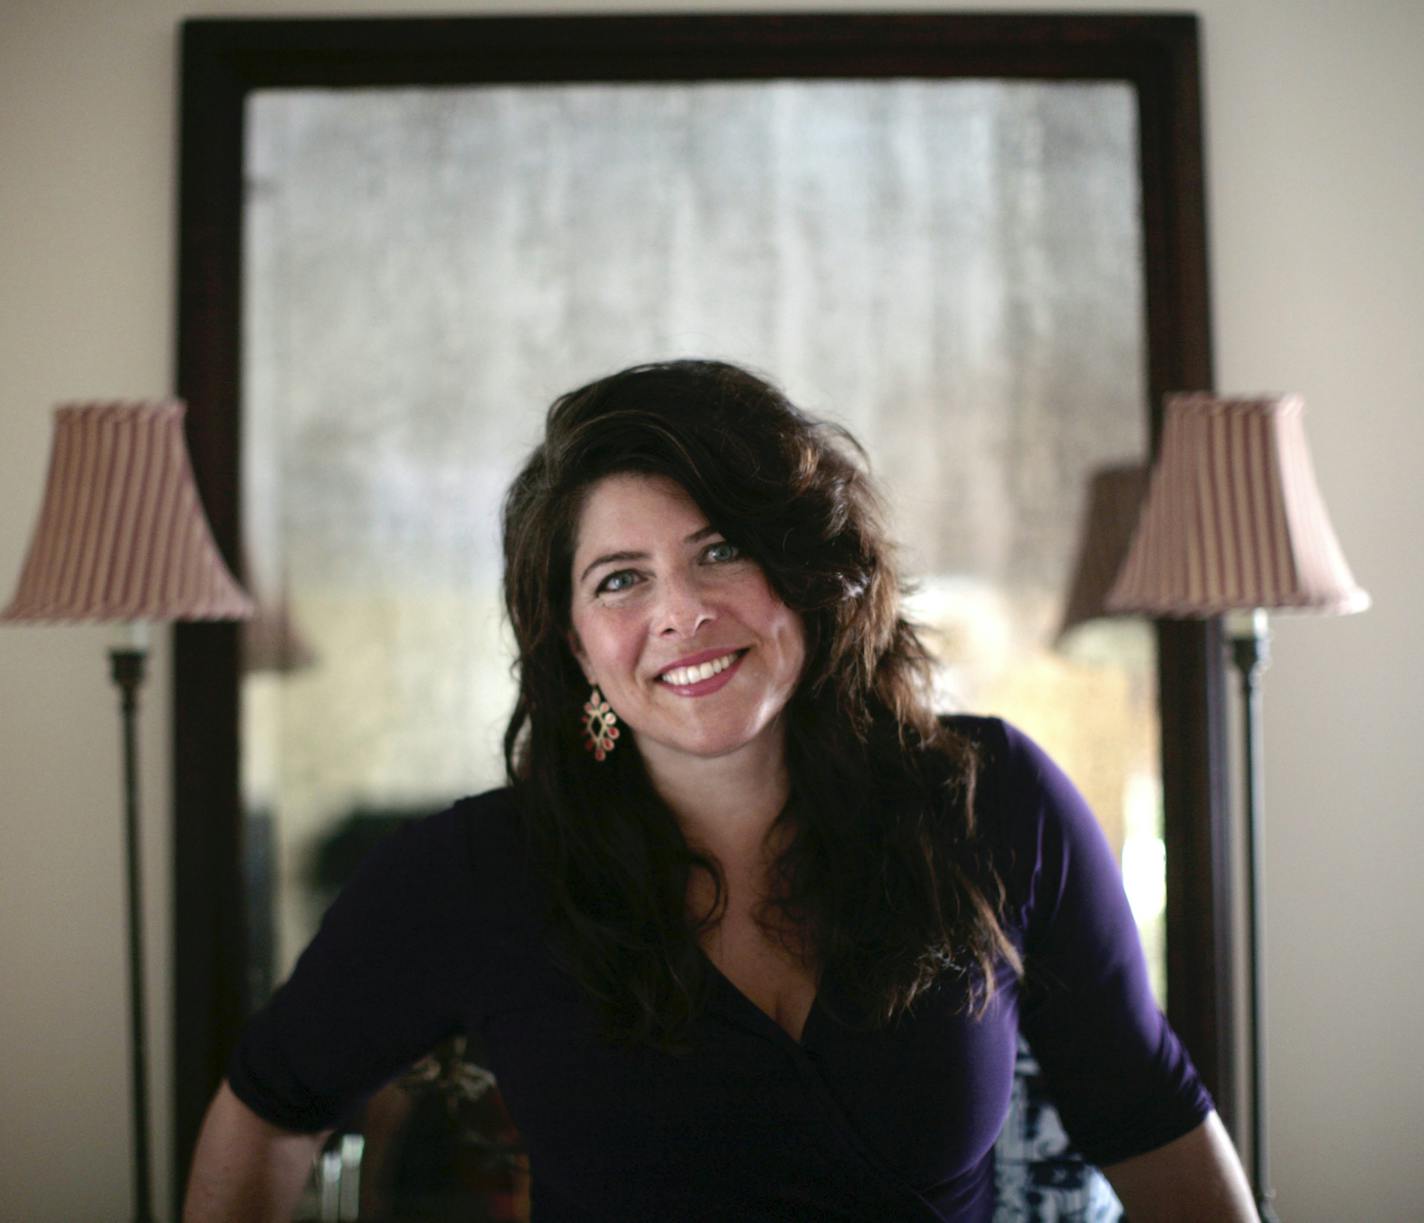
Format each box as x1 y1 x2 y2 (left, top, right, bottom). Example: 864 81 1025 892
502 359 1019 1048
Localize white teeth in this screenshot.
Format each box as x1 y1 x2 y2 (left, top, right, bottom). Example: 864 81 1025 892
659 651 739 686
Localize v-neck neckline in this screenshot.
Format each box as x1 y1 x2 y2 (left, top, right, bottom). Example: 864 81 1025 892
700 947 821 1047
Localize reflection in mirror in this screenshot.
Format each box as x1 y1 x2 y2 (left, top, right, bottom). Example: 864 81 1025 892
239 79 1163 1216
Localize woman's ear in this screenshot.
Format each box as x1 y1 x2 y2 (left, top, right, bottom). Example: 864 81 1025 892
567 630 595 688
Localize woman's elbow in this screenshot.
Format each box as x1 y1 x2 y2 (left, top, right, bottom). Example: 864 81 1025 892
1101 1110 1257 1222
182 1080 330 1223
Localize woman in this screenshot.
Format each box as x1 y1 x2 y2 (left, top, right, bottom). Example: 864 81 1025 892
185 360 1255 1220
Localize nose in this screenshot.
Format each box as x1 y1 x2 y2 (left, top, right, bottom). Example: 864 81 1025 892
654 572 714 638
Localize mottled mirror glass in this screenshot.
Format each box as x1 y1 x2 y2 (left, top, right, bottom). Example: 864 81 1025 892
241 80 1161 1216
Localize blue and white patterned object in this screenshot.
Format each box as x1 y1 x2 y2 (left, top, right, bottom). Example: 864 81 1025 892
993 1037 1124 1222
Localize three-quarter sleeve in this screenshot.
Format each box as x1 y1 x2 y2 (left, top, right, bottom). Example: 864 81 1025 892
988 719 1214 1167
226 802 484 1132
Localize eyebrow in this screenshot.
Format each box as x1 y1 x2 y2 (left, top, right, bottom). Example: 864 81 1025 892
578 524 718 584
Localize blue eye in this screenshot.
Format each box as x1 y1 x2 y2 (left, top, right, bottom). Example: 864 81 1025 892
704 541 740 563
596 570 638 594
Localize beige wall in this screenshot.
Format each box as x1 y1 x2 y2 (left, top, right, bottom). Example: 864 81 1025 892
2 1 1419 1218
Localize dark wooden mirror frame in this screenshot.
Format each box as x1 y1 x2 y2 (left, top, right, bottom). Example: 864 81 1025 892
173 11 1233 1204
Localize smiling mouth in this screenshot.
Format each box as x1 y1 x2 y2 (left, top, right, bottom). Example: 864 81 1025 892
656 649 746 686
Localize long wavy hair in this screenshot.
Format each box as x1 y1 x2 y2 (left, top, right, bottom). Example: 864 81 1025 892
502 359 1020 1048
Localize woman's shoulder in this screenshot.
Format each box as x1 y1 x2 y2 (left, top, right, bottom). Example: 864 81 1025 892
937 712 1011 753
936 714 1108 924
937 713 1072 809
942 713 1152 970
936 712 1040 800
445 784 525 849
340 786 534 925
367 785 520 859
410 785 532 883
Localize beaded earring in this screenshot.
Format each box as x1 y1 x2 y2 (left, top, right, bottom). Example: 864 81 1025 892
581 687 619 761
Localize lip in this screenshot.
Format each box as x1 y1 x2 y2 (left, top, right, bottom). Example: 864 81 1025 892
654 647 748 696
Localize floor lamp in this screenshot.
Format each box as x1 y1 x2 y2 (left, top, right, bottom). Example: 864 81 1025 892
1105 392 1369 1222
2 401 254 1223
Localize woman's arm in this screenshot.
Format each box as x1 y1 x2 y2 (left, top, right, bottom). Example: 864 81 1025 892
1101 1111 1257 1221
182 1080 331 1223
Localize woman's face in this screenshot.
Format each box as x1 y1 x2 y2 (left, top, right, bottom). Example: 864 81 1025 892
567 473 806 778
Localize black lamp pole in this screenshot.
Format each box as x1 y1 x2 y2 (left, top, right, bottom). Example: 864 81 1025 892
1230 610 1280 1223
110 645 155 1223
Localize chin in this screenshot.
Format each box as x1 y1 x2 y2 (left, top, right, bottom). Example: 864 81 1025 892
656 714 784 764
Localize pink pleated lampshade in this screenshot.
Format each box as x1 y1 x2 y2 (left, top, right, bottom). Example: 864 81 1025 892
1105 393 1369 617
1 400 254 623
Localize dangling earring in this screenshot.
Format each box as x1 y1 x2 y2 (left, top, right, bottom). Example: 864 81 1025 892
581 687 619 761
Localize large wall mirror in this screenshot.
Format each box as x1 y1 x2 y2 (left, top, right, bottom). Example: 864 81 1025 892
175 13 1232 1209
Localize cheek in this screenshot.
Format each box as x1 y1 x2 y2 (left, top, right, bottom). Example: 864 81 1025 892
782 621 808 680
567 610 602 682
571 607 642 679
762 599 807 679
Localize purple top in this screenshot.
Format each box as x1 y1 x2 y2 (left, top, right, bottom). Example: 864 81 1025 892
229 717 1211 1220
